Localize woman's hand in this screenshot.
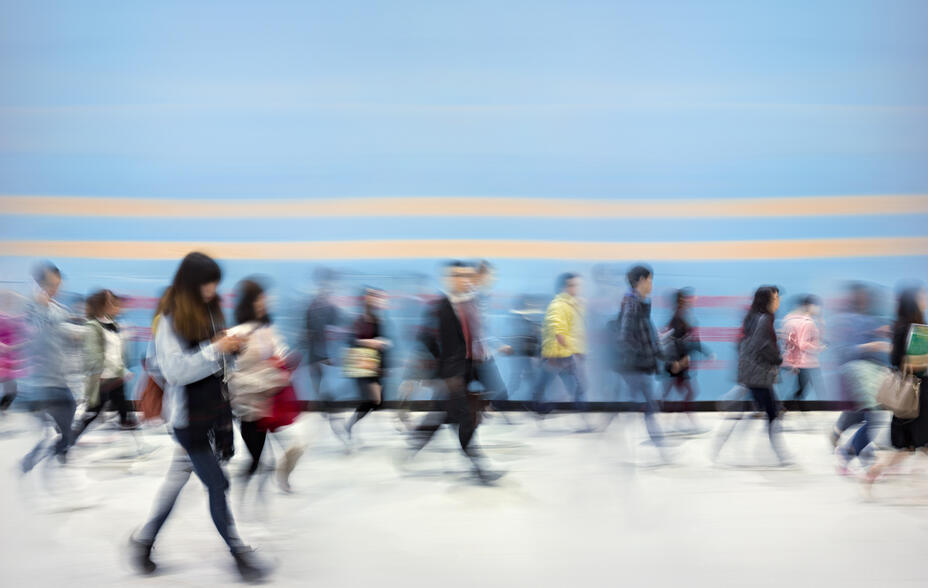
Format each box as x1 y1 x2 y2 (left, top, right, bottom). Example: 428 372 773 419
213 332 247 354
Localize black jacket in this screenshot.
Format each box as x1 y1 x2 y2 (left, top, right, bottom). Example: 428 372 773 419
737 313 783 388
617 291 662 374
418 295 468 380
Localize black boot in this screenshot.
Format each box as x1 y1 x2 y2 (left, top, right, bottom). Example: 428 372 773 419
233 547 270 583
129 536 156 574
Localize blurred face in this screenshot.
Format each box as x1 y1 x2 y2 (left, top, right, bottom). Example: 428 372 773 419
635 274 653 297
807 303 821 318
42 271 61 298
200 281 218 303
566 277 582 298
445 267 475 295
769 291 781 314
104 294 121 317
679 295 692 310
919 290 928 313
254 293 268 319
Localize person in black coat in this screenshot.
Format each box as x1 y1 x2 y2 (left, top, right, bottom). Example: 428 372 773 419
712 285 792 466
403 261 503 484
345 287 391 439
865 286 928 485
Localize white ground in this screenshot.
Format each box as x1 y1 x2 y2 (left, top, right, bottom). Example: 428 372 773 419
1 410 927 588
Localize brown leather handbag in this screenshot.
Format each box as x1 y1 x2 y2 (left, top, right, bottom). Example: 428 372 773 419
876 365 921 419
137 359 164 421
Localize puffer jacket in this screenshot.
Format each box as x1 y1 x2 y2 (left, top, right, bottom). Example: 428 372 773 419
616 290 662 374
227 322 291 421
737 313 783 388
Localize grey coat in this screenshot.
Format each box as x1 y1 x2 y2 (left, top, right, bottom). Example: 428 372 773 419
737 313 783 388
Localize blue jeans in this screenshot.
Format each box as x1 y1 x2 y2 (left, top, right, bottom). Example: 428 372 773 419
532 356 586 414
21 387 75 472
620 372 663 446
138 428 244 552
841 409 876 465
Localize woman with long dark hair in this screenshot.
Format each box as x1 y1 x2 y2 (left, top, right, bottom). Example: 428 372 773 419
228 278 304 492
865 286 928 485
129 252 269 582
712 286 791 465
344 287 391 442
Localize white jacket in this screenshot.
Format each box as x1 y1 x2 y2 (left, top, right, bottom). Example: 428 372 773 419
227 322 291 421
153 316 223 430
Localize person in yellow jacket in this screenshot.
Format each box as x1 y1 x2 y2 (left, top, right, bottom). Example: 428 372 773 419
533 273 590 427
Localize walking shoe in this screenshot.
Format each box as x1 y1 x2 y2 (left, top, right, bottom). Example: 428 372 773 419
474 466 505 485
129 536 156 574
233 547 271 583
120 418 140 430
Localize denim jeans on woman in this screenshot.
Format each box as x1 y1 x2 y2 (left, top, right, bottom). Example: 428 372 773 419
137 427 244 553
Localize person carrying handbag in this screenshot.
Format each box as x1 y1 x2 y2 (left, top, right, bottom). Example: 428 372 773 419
865 287 928 486
129 253 270 582
227 278 305 493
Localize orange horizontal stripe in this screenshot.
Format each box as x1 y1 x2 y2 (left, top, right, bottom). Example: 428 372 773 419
1 237 926 260
1 195 927 218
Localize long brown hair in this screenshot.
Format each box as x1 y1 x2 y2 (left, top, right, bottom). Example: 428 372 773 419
158 252 225 343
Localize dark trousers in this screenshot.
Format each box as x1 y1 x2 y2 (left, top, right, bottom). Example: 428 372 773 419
750 386 778 422
1 380 16 411
22 387 76 472
72 380 130 442
348 377 382 431
138 427 244 552
0 380 16 411
239 420 268 475
750 386 789 461
411 364 481 457
713 385 788 462
662 376 697 411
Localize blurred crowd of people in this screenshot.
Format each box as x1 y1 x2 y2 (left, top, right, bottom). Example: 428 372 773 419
1 252 926 582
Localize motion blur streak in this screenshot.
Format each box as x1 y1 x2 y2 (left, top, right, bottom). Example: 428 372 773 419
2 194 928 218
3 236 928 261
